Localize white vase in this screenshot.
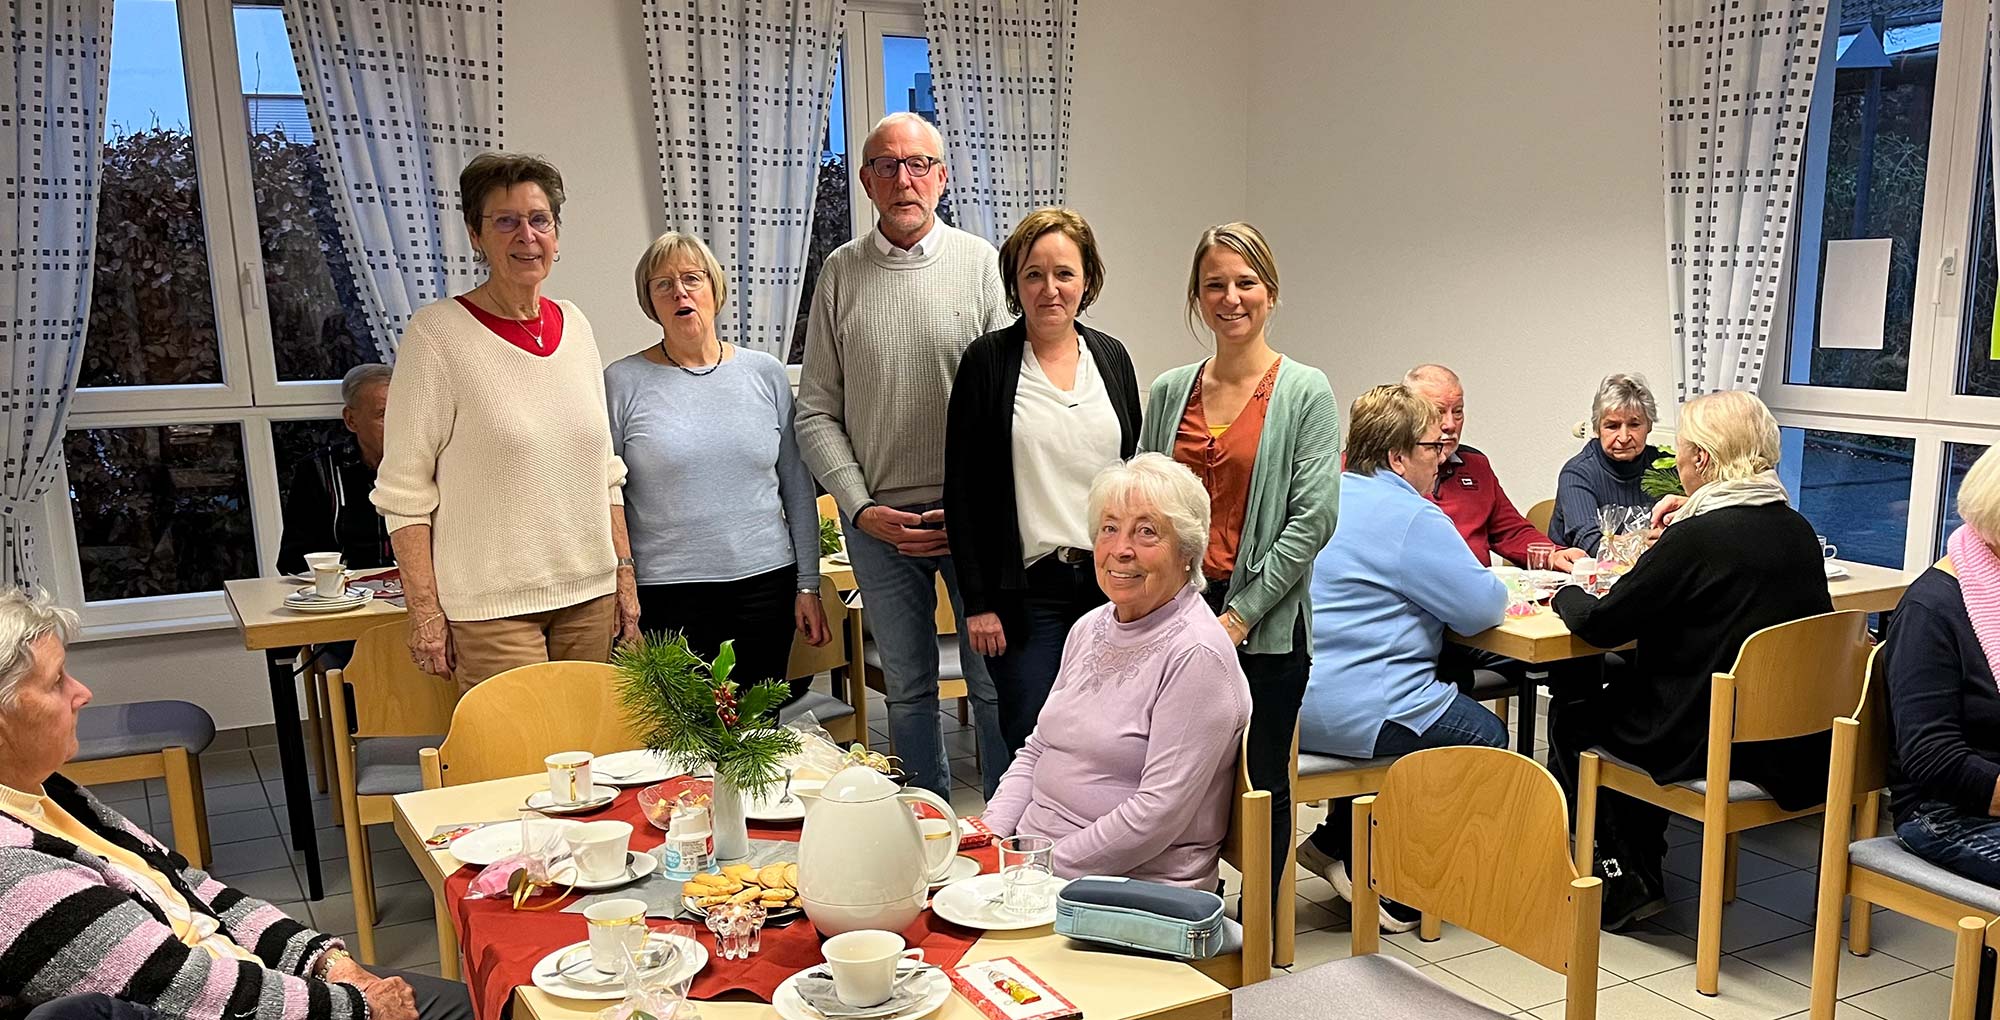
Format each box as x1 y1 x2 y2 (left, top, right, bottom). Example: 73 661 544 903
711 774 750 862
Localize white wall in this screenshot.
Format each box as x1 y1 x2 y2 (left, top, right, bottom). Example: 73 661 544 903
1245 0 1673 495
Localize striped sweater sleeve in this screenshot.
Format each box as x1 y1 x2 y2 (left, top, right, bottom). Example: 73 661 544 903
0 838 365 1020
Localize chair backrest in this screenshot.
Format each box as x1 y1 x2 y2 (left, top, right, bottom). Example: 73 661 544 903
1526 498 1556 535
1723 609 1871 744
1849 643 1893 796
335 621 459 738
427 660 642 786
1216 727 1271 985
1359 746 1600 989
932 575 957 635
817 493 838 522
786 576 851 680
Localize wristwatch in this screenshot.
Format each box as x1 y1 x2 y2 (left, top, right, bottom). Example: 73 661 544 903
316 947 352 979
616 556 635 569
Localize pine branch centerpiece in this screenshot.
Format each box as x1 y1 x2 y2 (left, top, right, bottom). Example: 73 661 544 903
614 633 799 861
1641 451 1685 499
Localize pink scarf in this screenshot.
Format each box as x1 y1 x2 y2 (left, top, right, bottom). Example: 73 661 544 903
1946 525 2000 693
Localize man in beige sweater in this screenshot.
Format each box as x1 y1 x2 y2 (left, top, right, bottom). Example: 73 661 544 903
794 113 1011 797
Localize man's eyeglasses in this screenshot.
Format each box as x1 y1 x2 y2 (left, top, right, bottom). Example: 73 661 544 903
483 211 557 234
648 270 710 295
865 155 943 179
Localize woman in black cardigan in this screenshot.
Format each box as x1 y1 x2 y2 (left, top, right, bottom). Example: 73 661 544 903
945 208 1141 754
1551 389 1832 932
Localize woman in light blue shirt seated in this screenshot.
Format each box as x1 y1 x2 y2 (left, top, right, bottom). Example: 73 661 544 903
606 232 830 697
1294 383 1510 933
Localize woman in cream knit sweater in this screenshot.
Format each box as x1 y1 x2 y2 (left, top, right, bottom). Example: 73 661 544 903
372 153 637 689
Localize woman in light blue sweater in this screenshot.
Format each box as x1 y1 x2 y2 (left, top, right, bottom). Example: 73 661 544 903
1295 384 1509 933
606 233 829 696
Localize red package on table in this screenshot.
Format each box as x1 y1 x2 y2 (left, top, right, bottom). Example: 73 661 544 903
946 957 1081 1020
958 815 995 850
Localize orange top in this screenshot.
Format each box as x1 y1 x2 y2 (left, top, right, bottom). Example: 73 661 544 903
1172 358 1282 581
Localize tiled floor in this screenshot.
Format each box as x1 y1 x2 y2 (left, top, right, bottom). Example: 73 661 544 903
96 691 1957 1018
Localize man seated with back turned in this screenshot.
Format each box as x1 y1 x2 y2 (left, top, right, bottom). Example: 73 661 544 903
276 363 394 576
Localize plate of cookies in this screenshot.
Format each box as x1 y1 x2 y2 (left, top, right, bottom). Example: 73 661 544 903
680 861 803 920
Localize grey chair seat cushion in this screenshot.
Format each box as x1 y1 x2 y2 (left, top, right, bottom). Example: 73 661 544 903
73 701 216 761
1299 751 1399 778
779 690 856 727
354 735 444 796
1466 668 1519 696
1591 747 1772 802
1850 836 2000 915
861 637 965 681
1230 952 1511 1019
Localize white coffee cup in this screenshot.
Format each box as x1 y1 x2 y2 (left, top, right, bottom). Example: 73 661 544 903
583 897 649 974
567 820 633 883
303 551 342 573
304 552 346 598
823 929 925 1007
545 751 593 805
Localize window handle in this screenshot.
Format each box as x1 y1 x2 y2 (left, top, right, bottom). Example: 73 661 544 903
1931 247 1958 306
240 261 264 311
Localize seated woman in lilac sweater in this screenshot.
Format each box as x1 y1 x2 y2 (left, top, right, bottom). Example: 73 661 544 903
981 453 1251 888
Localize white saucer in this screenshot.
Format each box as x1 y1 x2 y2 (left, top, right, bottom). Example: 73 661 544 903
525 785 619 814
550 850 657 891
927 854 980 889
449 819 580 866
929 872 1065 930
284 586 374 614
530 933 706 1000
773 963 948 1020
1825 561 1850 580
593 749 675 786
746 784 812 822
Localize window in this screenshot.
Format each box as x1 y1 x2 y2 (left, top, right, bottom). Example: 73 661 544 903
50 0 373 634
1937 441 1988 555
1760 0 2000 571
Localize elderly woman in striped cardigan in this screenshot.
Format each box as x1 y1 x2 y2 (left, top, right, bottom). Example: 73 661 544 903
0 591 470 1020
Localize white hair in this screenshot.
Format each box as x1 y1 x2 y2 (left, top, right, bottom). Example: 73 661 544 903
341 363 391 409
1590 372 1658 427
1086 453 1212 592
0 590 77 711
1403 363 1461 389
863 112 945 159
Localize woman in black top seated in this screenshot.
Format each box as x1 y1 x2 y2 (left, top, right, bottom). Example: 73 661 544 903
1550 389 1832 931
1879 445 2000 887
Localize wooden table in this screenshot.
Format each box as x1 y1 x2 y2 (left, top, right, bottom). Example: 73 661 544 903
225 556 854 901
1442 559 1915 756
392 775 1230 1020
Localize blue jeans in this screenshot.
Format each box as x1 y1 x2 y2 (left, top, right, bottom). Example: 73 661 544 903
985 555 1105 753
1897 799 2000 888
843 505 1007 798
1308 690 1509 857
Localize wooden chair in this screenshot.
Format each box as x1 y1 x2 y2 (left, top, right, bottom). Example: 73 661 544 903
1808 645 1999 1019
419 661 644 789
1191 730 1273 988
64 700 216 868
322 621 457 967
780 575 869 744
1233 746 1601 1019
1576 609 1870 997
1526 498 1557 535
858 573 978 738
1278 735 1402 967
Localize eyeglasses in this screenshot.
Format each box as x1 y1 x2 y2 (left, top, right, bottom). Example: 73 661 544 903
865 155 943 179
648 270 710 295
1414 441 1452 453
483 211 557 234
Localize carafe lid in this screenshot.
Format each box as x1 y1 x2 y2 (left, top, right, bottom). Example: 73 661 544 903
820 763 900 803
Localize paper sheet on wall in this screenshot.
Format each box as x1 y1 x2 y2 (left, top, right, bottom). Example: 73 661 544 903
1817 238 1892 350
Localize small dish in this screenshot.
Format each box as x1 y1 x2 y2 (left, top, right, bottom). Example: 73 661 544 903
928 872 1065 930
529 933 707 1000
926 854 981 889
524 785 619 814
550 850 657 891
593 749 675 786
449 818 580 867
772 963 947 1020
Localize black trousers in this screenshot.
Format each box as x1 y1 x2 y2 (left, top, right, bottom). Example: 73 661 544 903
637 566 808 702
1546 658 1668 887
1203 580 1310 910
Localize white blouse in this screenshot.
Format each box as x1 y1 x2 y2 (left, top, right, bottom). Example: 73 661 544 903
1012 336 1122 565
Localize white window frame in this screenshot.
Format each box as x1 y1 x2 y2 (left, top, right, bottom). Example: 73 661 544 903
1759 0 2000 570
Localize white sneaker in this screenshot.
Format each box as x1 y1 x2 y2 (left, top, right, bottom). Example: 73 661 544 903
1295 837 1420 935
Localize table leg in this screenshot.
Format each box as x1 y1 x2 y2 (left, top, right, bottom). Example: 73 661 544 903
265 649 324 899
1517 671 1545 759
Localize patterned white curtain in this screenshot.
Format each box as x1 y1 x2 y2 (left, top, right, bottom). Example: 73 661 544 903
1660 0 1828 398
1 0 113 590
283 0 505 362
922 0 1077 246
643 0 845 357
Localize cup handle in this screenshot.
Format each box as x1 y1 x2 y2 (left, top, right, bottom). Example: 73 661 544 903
1825 544 1838 559
901 949 925 967
896 788 960 881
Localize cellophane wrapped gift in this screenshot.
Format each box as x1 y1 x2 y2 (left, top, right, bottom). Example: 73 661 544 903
1594 505 1653 570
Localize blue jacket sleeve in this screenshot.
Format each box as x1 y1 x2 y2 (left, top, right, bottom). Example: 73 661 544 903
1395 504 1508 636
1554 457 1605 554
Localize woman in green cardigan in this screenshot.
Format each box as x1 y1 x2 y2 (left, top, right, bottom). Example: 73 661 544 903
1140 221 1341 895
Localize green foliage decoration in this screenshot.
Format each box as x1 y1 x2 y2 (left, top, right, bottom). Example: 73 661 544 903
1641 452 1686 499
614 632 800 798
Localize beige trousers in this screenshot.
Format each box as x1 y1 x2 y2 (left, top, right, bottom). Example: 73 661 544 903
448 593 617 692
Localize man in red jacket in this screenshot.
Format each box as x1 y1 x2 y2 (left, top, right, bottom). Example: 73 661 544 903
1405 364 1586 570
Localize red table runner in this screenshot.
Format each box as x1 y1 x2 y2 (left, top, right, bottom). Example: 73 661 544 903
441 789 997 1020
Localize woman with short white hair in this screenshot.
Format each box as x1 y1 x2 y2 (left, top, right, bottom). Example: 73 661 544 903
1548 372 1664 557
1878 445 2000 885
1551 389 1832 932
0 591 469 1020
981 453 1251 887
